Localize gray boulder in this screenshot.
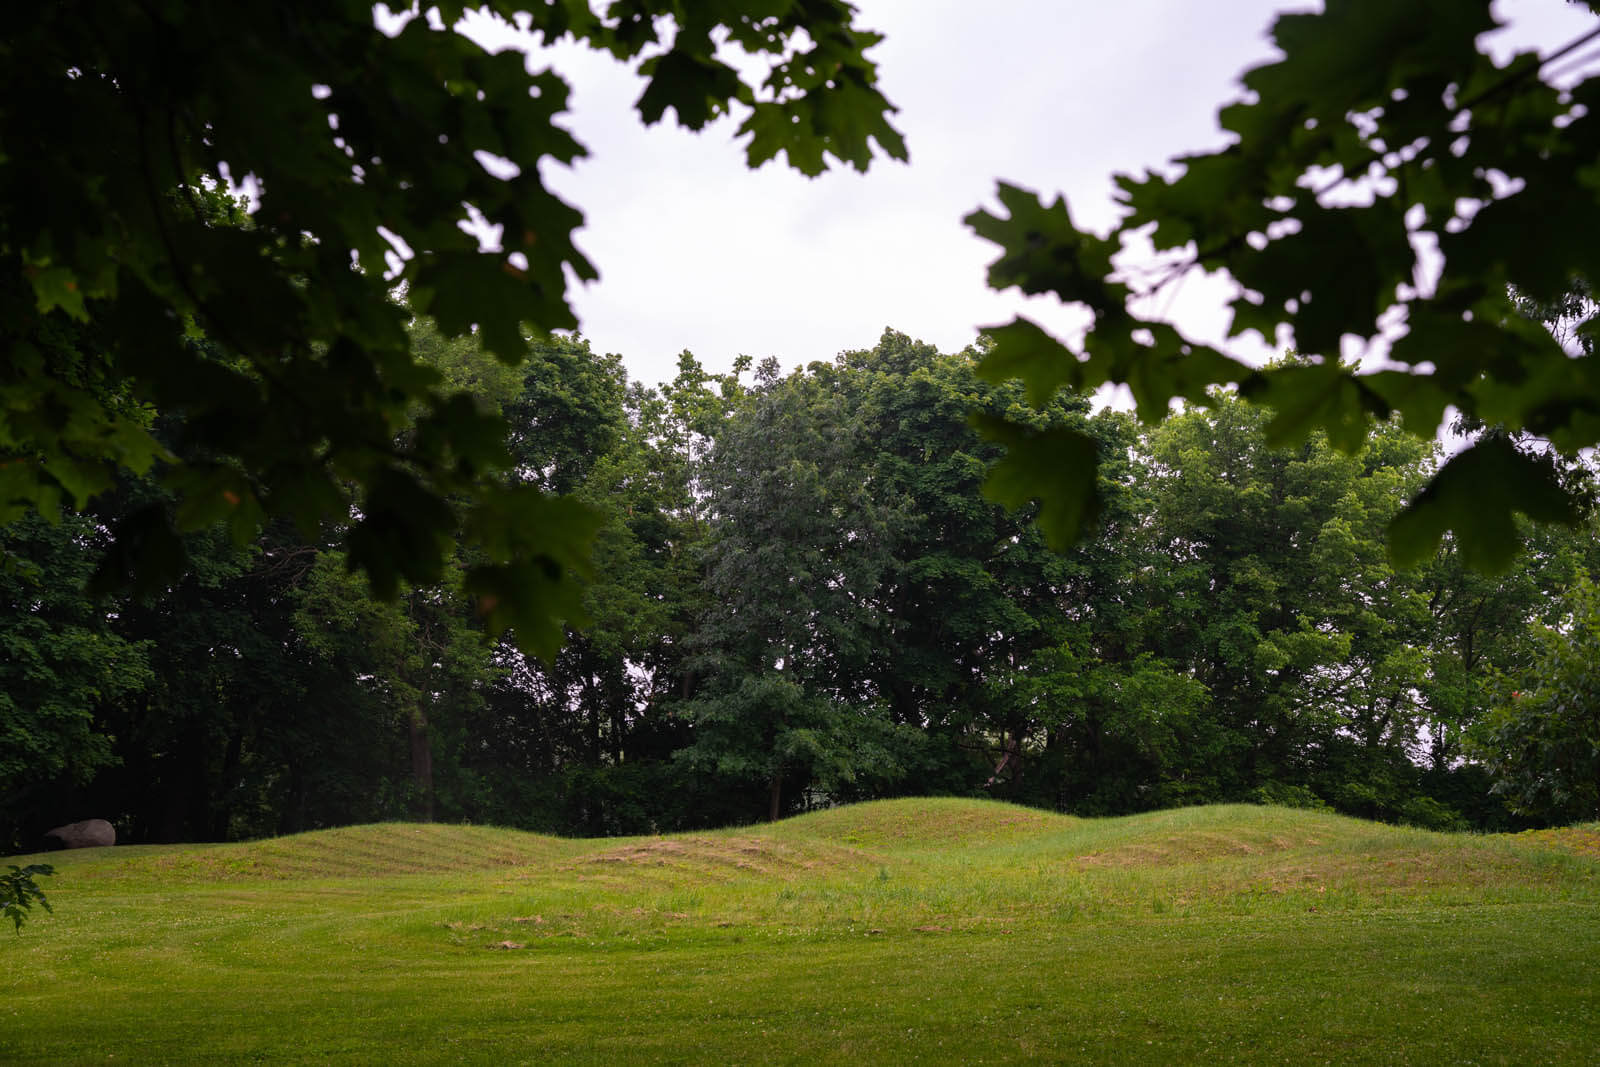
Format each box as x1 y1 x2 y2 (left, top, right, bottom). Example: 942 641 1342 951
43 819 116 849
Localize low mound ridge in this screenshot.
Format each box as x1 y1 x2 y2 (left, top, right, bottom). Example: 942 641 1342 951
1060 803 1368 866
33 800 1600 892
774 796 1069 851
59 822 573 882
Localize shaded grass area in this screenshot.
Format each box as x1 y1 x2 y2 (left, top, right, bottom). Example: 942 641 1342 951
4 799 1598 1063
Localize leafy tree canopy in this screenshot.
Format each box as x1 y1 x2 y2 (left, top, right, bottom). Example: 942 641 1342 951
969 0 1600 570
1 1 905 656
1477 569 1600 822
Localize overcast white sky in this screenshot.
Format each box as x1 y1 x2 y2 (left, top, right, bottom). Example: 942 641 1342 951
459 0 1600 389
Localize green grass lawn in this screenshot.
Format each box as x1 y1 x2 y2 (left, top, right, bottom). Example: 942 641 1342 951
4 799 1598 1064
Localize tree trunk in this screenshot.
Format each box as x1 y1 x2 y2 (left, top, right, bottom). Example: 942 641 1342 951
211 729 244 840
582 674 603 764
768 772 783 822
409 707 434 822
612 704 625 764
160 725 211 842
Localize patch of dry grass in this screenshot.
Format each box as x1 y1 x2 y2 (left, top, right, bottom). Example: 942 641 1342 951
569 833 872 882
1517 823 1600 860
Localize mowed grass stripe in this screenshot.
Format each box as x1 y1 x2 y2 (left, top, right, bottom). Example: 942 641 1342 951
60 822 579 883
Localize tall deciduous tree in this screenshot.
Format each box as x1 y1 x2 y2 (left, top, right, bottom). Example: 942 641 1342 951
0 514 151 850
679 331 1166 818
837 330 1149 802
1413 509 1600 777
681 357 914 819
1478 570 1600 822
1132 392 1439 812
292 551 498 823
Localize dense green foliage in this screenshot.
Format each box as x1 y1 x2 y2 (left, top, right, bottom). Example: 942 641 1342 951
1478 571 1600 821
1 862 52 932
8 1 1600 852
969 0 1600 570
2 1 905 653
5 322 1596 851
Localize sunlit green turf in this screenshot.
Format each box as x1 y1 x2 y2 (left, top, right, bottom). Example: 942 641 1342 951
5 799 1598 1063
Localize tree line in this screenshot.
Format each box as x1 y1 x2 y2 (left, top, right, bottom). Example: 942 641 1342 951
5 323 1596 851
10 2 1600 852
